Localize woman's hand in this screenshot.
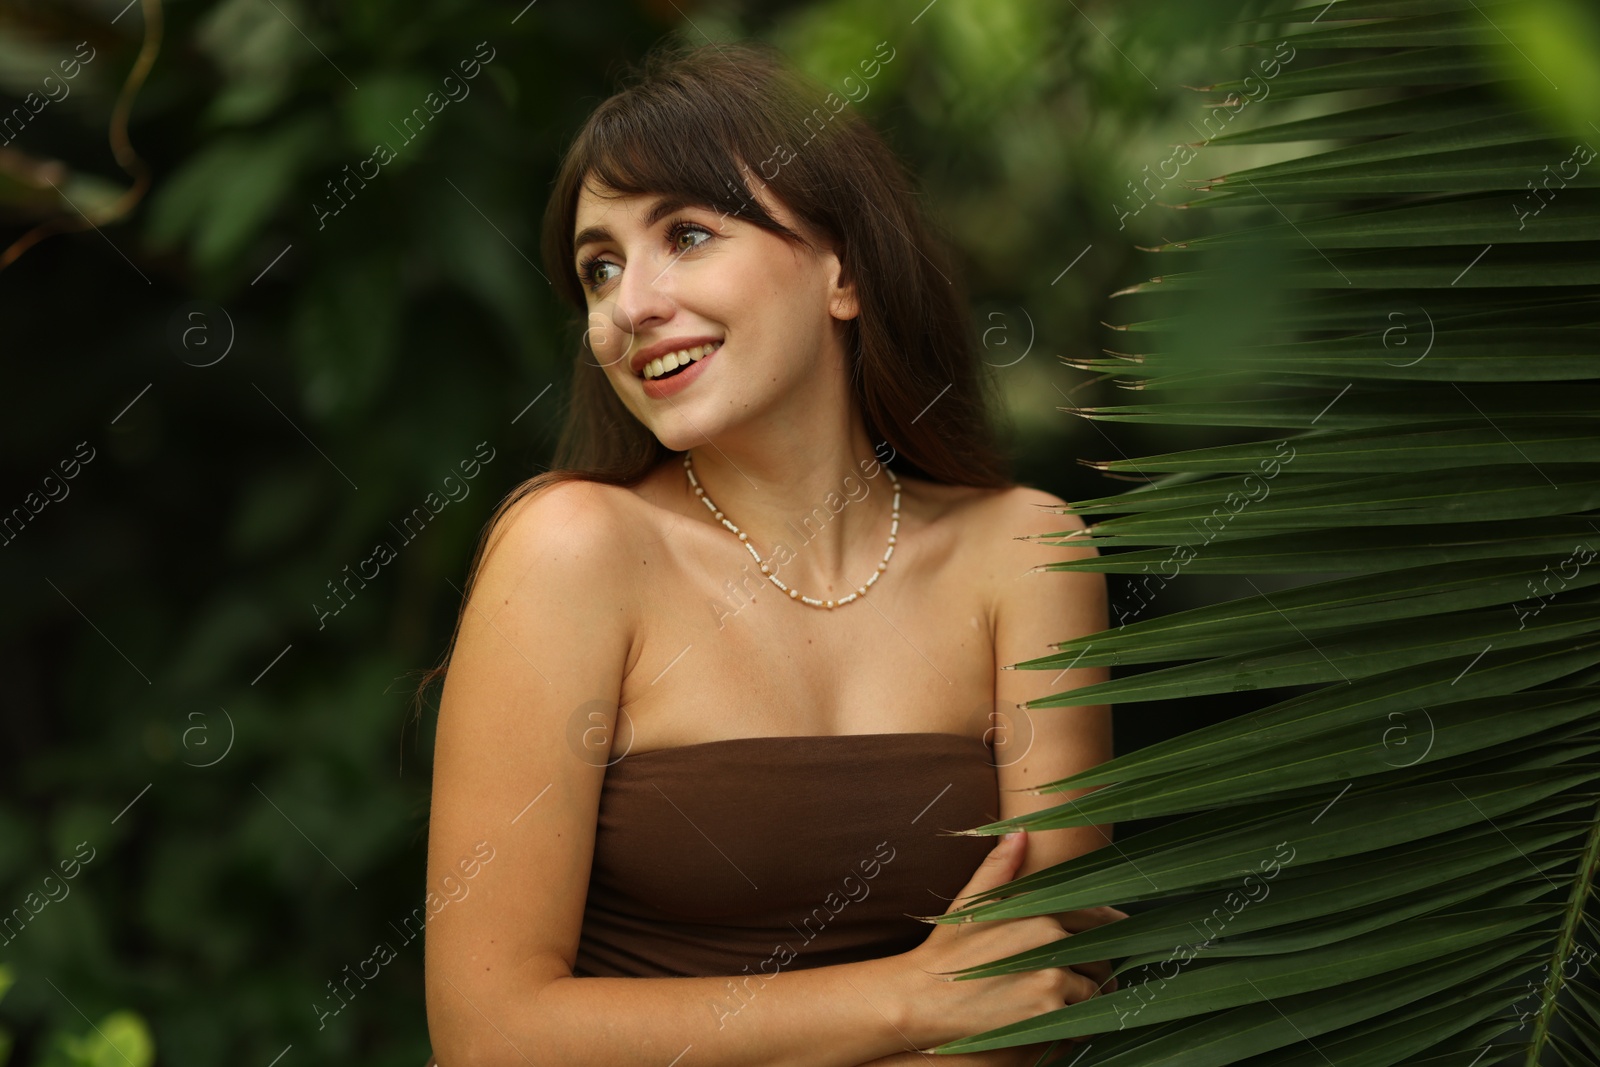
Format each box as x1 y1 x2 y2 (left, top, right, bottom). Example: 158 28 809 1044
1050 905 1129 993
885 830 1110 1052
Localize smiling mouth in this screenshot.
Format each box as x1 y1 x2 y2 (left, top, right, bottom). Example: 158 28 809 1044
642 341 722 381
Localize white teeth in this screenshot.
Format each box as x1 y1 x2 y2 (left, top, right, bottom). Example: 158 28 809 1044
643 342 720 380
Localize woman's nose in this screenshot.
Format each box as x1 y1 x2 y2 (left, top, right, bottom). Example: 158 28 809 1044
609 252 676 335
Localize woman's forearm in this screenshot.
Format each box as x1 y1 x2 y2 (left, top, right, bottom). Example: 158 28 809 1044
429 951 928 1067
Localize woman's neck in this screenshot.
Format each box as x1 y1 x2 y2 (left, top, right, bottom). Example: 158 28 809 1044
675 420 902 594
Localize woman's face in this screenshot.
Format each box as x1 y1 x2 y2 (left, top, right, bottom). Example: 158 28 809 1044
571 175 858 452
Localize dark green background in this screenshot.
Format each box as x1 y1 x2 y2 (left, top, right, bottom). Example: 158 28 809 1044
0 0 1294 1062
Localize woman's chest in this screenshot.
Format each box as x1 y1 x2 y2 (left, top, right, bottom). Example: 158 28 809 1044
616 518 1001 753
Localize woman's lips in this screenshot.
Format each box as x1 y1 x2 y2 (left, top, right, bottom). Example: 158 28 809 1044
641 342 720 399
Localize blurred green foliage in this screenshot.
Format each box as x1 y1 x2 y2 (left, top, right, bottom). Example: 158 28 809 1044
0 966 154 1067
0 0 1319 1061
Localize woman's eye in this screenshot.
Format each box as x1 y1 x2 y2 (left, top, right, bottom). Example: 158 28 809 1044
580 258 620 291
579 221 712 293
670 222 713 253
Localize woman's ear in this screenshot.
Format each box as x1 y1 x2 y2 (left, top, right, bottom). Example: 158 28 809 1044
826 247 859 322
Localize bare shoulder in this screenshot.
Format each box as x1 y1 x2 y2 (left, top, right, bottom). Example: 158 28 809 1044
444 474 641 737
468 477 637 618
479 477 631 569
967 483 1101 621
954 482 1091 550
991 484 1098 561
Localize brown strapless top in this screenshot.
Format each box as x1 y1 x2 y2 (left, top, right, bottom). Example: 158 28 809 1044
572 730 1001 979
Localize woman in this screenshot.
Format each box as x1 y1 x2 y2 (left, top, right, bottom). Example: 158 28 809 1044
419 38 1121 1067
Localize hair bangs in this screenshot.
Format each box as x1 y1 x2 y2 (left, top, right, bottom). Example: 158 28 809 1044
542 58 806 311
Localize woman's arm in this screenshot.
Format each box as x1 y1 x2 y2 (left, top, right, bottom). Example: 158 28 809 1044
423 482 932 1067
988 490 1115 873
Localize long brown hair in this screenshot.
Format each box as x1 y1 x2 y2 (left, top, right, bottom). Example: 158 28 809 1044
410 37 1012 716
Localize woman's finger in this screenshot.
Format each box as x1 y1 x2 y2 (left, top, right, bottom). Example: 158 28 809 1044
1069 958 1114 989
1054 905 1130 933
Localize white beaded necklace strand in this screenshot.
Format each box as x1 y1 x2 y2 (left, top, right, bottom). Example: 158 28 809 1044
683 451 901 610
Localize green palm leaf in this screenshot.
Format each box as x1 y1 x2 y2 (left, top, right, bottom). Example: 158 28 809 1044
933 1 1600 1062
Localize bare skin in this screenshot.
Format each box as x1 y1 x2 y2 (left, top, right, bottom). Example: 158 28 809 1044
614 458 1005 753
422 174 1121 1066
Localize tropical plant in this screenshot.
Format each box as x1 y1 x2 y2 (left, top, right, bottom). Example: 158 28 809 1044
0 966 154 1067
926 1 1600 1064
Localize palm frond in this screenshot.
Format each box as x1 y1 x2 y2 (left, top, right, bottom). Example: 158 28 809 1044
936 1 1600 1062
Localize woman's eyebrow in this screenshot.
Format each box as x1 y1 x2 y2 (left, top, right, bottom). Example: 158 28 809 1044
573 194 701 255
